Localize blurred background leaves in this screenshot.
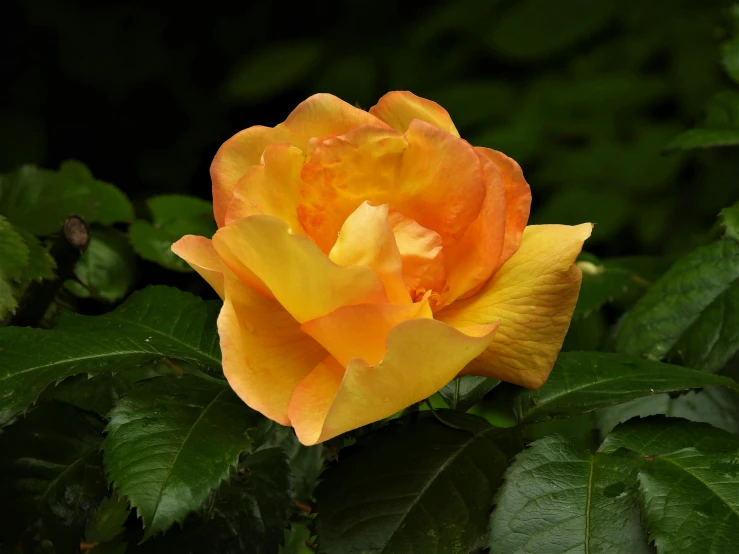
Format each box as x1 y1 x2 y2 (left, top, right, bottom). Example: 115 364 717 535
4 0 737 270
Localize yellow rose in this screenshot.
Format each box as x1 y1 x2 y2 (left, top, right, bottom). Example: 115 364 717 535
172 92 591 445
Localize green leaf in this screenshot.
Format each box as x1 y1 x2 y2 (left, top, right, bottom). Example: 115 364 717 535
487 435 651 553
510 352 739 424
85 492 130 544
315 411 523 554
600 417 739 553
0 215 29 316
60 160 134 224
666 91 739 150
16 226 55 283
136 448 291 554
0 285 222 425
280 523 316 554
129 195 216 272
616 239 739 372
147 194 212 223
261 424 324 504
103 375 262 538
0 164 98 235
221 41 322 102
720 200 739 243
487 0 615 61
723 36 739 85
72 227 137 302
439 375 500 412
0 402 107 553
574 254 651 319
596 386 739 437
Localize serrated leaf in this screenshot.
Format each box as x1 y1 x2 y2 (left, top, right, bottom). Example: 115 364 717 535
596 386 739 437
315 411 523 554
261 425 324 504
0 285 222 425
85 492 130 544
16 226 55 282
134 448 291 554
510 352 739 424
0 164 98 235
72 227 136 302
616 239 739 372
60 160 133 225
103 375 262 538
600 417 739 553
439 375 500 412
487 435 651 553
720 200 739 243
0 215 29 316
0 402 107 553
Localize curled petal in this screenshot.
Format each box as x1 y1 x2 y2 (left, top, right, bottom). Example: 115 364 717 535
475 147 532 270
170 235 225 298
389 212 446 298
437 224 592 388
213 215 387 323
225 143 306 234
329 202 410 304
219 272 327 425
441 151 507 306
298 120 485 252
289 319 499 445
370 91 460 137
212 94 386 226
301 300 432 367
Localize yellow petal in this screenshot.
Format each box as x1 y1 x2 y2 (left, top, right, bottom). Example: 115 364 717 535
211 94 385 226
213 215 387 323
329 202 410 304
370 91 460 137
219 272 327 425
170 235 225 298
289 319 499 445
437 224 592 388
475 147 532 270
225 143 306 234
211 126 283 227
301 300 432 367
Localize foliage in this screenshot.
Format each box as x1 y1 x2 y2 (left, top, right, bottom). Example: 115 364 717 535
2 2 739 553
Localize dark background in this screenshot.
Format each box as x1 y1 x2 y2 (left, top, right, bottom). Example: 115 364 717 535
3 0 737 261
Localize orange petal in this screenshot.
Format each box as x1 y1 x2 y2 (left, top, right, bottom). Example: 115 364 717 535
329 202 410 304
298 125 408 251
301 300 432 367
388 212 446 297
225 143 306 234
289 319 499 445
213 215 387 323
170 235 225 298
441 151 507 306
218 272 327 425
298 120 485 252
370 91 460 137
475 147 532 269
212 94 387 227
437 224 593 388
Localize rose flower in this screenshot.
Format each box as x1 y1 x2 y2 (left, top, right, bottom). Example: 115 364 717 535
172 91 591 445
